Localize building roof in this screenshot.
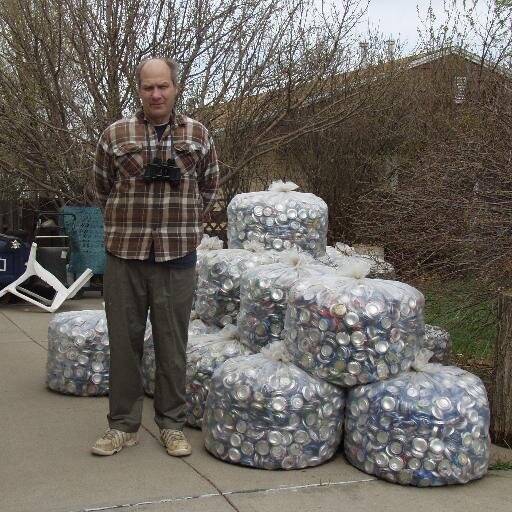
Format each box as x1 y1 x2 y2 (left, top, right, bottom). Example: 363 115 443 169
405 46 512 78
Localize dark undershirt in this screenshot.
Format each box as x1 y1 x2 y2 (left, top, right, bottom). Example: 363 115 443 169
154 122 168 141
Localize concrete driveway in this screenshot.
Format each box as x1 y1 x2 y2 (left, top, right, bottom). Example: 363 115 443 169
1 296 511 512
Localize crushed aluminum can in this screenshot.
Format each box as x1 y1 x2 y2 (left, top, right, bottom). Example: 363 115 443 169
344 364 490 486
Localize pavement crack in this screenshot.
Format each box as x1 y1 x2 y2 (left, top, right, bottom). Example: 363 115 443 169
221 477 378 496
180 456 241 512
0 309 39 343
66 477 378 512
137 426 240 511
33 339 49 350
70 492 222 511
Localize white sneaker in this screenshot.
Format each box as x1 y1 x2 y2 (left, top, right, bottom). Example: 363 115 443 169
91 428 138 456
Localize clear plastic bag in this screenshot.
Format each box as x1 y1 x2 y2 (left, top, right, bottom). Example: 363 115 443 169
195 248 278 327
323 245 396 280
344 350 490 486
202 342 345 469
46 310 109 396
284 273 424 387
197 234 224 253
237 251 331 352
227 181 328 257
422 324 452 364
186 325 253 428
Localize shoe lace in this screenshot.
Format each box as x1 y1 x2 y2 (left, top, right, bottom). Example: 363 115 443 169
104 429 124 442
162 429 186 445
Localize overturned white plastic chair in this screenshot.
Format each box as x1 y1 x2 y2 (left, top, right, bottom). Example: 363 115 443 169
0 243 93 312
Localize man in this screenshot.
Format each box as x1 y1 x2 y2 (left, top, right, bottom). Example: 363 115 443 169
89 58 219 457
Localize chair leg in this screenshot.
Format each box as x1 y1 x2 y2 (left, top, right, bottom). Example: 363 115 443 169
0 242 93 312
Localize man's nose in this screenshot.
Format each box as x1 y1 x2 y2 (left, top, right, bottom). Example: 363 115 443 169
151 88 162 99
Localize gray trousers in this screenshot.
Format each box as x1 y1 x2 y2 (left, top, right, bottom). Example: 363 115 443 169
103 253 196 433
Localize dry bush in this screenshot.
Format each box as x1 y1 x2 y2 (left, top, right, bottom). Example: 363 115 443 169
348 76 512 293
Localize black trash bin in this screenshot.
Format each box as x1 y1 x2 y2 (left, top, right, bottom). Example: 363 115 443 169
0 233 30 303
0 234 31 290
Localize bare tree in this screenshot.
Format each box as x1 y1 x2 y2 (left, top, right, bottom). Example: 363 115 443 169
0 0 372 210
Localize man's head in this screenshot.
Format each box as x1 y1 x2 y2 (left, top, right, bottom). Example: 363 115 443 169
136 58 180 125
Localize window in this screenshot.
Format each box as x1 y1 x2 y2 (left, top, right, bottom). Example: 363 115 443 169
454 76 467 104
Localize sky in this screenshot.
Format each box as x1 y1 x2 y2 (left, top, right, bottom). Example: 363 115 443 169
352 0 494 51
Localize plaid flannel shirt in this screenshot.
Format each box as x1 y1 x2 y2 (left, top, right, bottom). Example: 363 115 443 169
90 109 219 261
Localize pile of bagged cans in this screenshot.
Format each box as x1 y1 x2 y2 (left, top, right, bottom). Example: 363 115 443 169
45 181 490 486
344 351 490 486
202 183 489 483
283 274 425 387
195 248 278 327
237 252 328 352
203 343 345 470
46 310 110 396
186 325 253 428
227 181 328 258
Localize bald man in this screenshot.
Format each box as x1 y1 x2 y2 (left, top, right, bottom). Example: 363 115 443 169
90 58 219 457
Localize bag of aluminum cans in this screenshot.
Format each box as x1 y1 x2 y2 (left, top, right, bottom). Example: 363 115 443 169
195 248 278 327
284 262 424 387
227 181 328 257
237 251 332 352
202 341 345 470
47 310 110 396
141 313 221 396
186 325 253 428
421 324 452 364
344 349 490 486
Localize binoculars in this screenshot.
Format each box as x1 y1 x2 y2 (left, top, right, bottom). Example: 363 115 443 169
143 158 181 187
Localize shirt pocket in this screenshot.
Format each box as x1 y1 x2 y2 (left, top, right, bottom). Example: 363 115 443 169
173 140 203 177
112 142 144 178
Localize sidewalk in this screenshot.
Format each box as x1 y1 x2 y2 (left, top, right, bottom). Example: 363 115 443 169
1 296 511 512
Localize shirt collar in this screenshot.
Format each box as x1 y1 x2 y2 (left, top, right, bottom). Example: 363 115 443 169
136 107 183 127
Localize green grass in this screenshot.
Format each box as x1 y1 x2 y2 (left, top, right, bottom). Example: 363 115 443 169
489 461 512 471
417 278 497 363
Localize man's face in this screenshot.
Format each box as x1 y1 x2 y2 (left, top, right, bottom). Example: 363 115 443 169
138 59 179 125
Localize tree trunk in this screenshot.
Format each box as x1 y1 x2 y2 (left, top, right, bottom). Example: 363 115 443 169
491 291 512 447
